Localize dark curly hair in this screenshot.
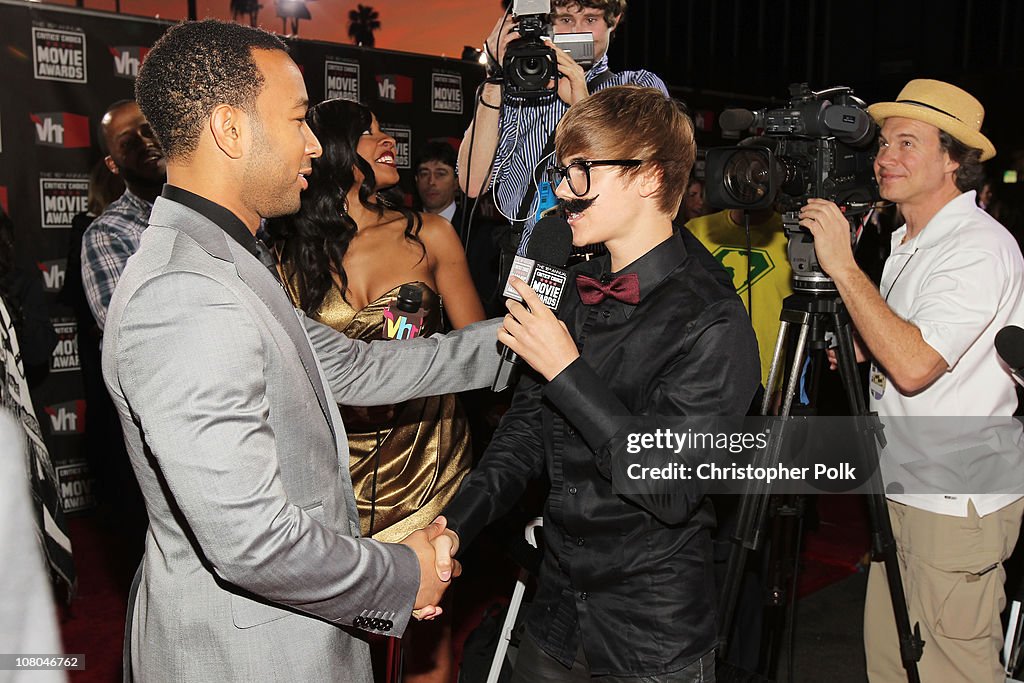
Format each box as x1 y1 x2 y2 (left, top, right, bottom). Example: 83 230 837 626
267 99 423 315
938 131 985 193
552 0 626 27
135 19 287 161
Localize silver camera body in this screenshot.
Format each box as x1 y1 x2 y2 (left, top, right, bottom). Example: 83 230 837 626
552 32 595 68
512 0 551 16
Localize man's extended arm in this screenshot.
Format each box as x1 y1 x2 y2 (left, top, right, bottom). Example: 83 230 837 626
304 317 501 406
801 199 947 393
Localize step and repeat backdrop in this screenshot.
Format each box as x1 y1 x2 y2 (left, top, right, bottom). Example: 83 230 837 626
0 0 483 513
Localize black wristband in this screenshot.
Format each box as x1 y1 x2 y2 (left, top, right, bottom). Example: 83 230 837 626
484 48 502 79
479 98 501 111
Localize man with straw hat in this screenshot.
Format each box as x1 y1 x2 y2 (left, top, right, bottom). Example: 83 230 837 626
800 79 1024 681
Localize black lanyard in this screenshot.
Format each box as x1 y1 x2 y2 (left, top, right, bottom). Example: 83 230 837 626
883 247 919 303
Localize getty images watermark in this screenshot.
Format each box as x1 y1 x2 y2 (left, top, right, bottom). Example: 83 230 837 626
611 416 1024 497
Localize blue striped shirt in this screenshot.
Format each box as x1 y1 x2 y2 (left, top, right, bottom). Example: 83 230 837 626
489 55 668 253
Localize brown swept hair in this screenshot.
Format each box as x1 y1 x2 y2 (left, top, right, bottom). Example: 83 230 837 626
555 85 695 215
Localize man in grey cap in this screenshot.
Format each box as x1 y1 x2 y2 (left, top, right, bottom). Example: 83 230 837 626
803 79 1024 682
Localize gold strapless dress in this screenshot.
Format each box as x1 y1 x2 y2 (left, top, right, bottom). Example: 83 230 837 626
313 282 471 543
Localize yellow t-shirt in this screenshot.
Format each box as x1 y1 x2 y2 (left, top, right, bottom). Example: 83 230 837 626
686 211 792 386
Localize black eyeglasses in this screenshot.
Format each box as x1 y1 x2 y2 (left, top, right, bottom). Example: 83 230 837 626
547 159 645 197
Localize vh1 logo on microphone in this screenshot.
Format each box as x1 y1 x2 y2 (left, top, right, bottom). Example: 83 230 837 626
383 307 424 340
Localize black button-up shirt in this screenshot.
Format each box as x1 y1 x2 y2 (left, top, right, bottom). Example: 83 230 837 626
446 235 760 676
162 185 259 252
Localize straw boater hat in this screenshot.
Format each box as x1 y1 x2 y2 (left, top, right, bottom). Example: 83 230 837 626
867 79 996 161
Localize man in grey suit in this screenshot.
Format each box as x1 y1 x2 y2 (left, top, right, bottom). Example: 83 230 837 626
104 20 500 681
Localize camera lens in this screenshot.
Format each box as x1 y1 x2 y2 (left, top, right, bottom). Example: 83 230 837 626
521 57 543 77
723 150 772 205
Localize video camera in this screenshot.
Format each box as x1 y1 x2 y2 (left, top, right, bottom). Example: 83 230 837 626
502 0 595 97
704 84 880 293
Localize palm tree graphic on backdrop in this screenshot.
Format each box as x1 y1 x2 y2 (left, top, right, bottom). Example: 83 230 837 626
348 4 381 47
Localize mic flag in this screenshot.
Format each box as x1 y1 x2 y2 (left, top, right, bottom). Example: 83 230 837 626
995 324 1024 387
492 215 574 392
383 283 426 340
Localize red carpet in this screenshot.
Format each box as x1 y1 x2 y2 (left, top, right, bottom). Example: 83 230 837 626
60 514 135 683
797 495 871 598
58 496 868 681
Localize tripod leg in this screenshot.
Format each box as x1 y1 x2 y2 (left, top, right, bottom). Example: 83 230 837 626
833 314 924 682
832 317 867 416
781 323 810 417
721 319 794 655
763 320 790 416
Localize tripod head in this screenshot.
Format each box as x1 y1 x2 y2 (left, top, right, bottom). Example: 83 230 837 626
783 209 864 295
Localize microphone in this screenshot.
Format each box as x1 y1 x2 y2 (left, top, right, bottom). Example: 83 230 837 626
491 215 574 391
719 108 758 132
996 325 1024 387
383 283 426 340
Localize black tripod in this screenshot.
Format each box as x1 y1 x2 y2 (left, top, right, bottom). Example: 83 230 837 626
718 287 924 682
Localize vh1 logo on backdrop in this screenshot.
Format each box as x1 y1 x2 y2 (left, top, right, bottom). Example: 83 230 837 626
376 74 413 104
32 112 90 148
45 400 86 436
37 259 67 293
109 46 149 79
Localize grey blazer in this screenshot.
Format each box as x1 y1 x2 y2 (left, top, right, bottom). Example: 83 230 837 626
102 197 501 682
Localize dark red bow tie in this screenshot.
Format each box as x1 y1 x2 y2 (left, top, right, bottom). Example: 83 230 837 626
575 272 641 305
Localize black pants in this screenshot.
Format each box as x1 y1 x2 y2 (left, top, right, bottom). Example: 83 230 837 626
511 630 715 683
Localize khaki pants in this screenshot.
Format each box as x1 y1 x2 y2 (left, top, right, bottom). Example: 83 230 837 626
865 498 1024 683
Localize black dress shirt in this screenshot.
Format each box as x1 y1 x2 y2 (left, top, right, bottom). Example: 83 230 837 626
162 185 262 257
445 234 760 676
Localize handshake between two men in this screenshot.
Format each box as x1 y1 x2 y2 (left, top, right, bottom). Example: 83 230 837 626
404 515 460 621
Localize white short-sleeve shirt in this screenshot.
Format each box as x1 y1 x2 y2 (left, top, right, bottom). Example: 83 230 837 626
871 191 1024 516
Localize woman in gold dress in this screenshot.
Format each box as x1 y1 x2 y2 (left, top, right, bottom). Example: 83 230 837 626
270 99 485 682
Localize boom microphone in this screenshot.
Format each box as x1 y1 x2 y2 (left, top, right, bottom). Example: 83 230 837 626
995 325 1024 387
491 215 574 391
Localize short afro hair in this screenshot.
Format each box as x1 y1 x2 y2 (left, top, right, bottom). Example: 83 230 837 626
135 19 288 161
